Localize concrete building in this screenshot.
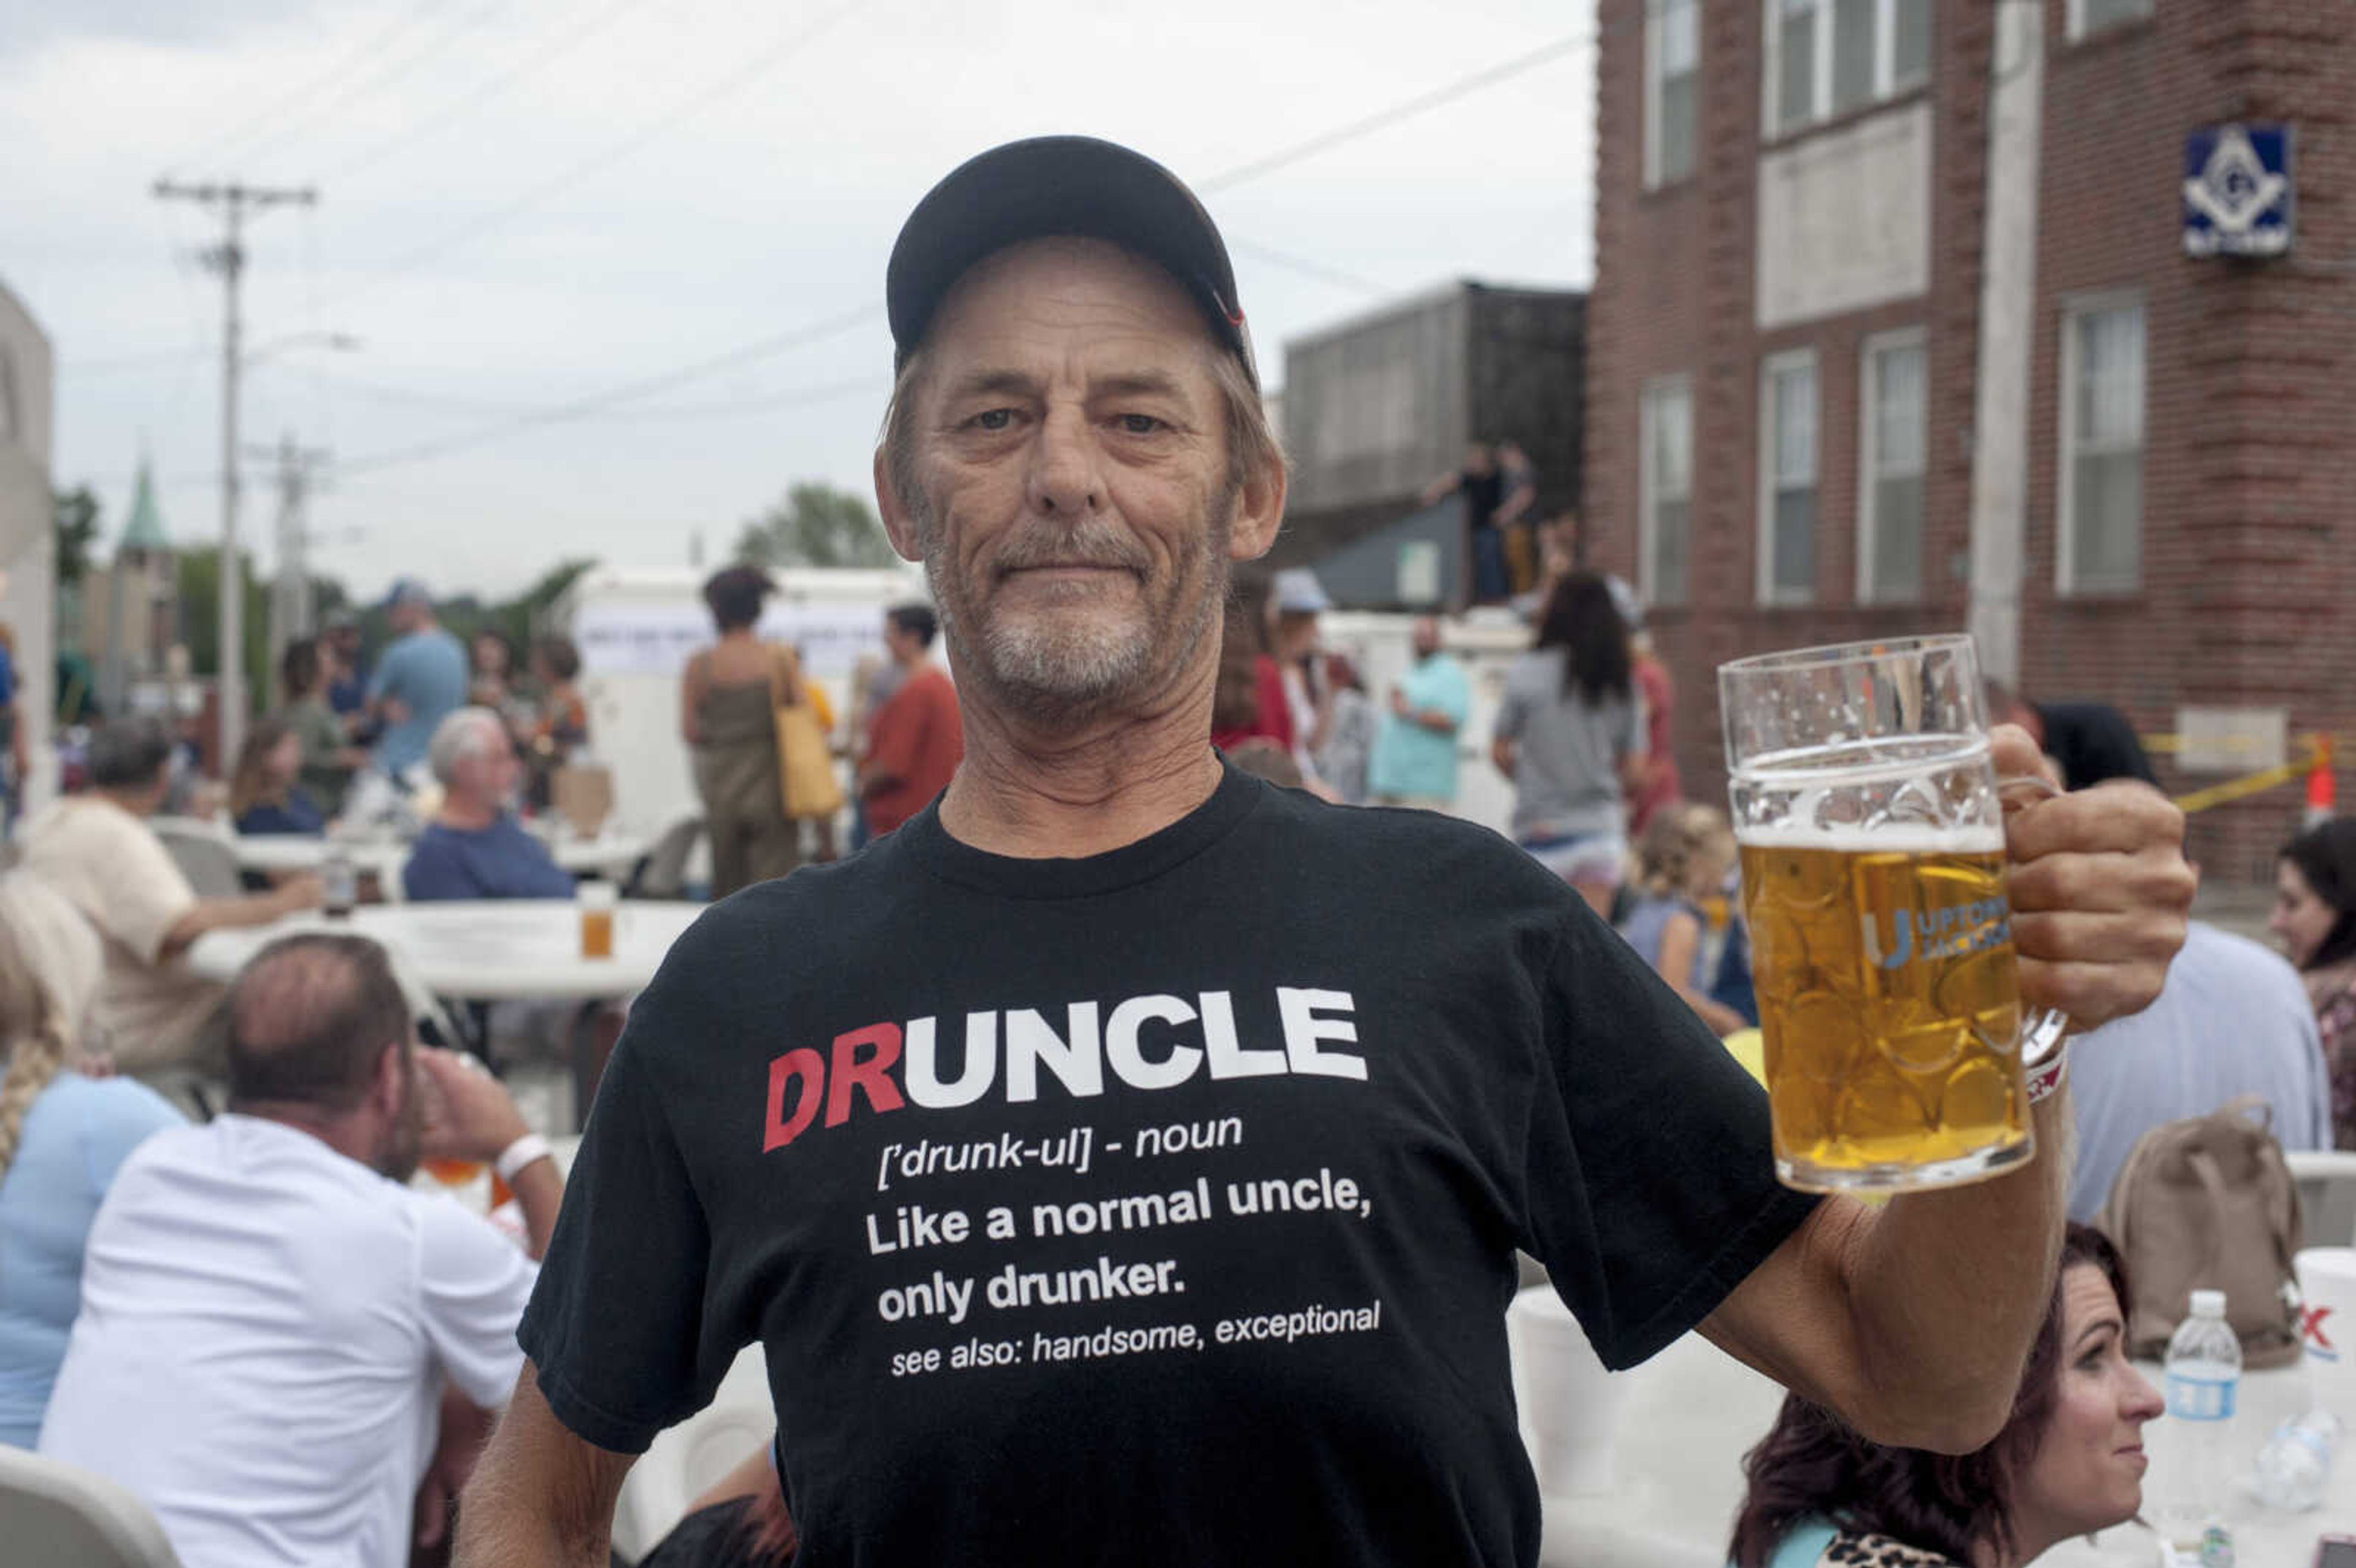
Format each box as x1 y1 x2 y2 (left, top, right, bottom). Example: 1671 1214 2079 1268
1274 280 1584 609
1585 0 2355 879
0 280 55 810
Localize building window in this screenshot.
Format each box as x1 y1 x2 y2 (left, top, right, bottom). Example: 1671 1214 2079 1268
2069 0 2151 40
1758 351 1818 604
1764 0 1931 136
1641 376 1693 606
2058 296 2145 595
1858 330 1926 603
1645 0 1701 188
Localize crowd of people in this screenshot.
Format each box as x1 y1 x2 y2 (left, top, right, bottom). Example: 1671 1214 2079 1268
0 129 2339 1568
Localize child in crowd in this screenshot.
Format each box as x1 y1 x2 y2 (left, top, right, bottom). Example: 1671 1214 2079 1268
1617 803 1749 1037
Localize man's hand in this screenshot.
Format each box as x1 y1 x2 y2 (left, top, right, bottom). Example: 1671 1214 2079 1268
1388 688 1411 719
1992 724 2193 1029
272 873 325 915
417 1048 531 1164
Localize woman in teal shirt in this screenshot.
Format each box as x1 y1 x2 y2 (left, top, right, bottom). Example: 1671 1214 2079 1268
1727 1225 2161 1568
0 876 183 1447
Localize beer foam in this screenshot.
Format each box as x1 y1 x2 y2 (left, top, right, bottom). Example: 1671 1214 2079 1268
1735 821 2004 854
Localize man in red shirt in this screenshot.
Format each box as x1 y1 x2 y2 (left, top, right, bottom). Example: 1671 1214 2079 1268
858 602 962 835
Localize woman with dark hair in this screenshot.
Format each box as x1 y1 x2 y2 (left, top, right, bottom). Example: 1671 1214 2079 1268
2271 817 2356 1147
1490 571 1645 916
277 636 360 816
683 566 804 898
1729 1224 2161 1568
228 716 326 836
525 635 590 810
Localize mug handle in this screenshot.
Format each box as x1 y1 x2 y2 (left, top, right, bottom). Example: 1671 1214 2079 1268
1996 774 2071 1070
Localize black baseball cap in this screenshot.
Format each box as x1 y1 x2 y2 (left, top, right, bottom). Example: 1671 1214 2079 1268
885 136 1258 388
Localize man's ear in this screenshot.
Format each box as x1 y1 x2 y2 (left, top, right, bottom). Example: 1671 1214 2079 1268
874 448 925 564
1226 454 1288 565
374 1039 409 1117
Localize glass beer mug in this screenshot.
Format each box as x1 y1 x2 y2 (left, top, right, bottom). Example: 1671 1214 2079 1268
1718 634 2065 1193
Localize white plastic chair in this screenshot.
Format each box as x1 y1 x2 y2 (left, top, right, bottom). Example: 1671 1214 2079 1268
150 817 243 899
610 1344 773 1561
626 813 706 901
0 1446 180 1568
2288 1148 2356 1247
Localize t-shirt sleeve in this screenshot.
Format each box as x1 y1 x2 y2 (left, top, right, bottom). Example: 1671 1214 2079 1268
517 1007 717 1454
96 815 201 964
1433 664 1471 728
1518 902 1819 1370
416 1197 540 1407
367 642 401 703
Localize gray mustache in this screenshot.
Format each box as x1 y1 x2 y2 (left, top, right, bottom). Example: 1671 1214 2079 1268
990 517 1151 572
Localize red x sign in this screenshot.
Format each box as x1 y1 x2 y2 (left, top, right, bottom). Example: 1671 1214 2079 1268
2301 1302 2336 1354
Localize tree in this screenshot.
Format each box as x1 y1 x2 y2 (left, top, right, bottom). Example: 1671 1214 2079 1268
734 482 899 570
175 547 272 709
53 486 101 586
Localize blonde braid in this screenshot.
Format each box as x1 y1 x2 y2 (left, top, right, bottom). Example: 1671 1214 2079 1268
0 996 69 1180
0 874 105 1182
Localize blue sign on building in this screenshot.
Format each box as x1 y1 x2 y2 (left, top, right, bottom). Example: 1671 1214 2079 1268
2183 123 2294 259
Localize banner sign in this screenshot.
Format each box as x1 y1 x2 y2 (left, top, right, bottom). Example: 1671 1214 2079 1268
574 601 891 678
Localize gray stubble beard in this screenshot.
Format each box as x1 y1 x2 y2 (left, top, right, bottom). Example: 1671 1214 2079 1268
913 489 1236 728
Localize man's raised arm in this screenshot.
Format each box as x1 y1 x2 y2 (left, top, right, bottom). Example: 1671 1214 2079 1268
1702 746 2192 1453
455 1364 637 1567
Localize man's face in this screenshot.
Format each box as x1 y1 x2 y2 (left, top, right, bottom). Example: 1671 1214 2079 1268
452 725 520 810
882 618 916 666
1411 617 1441 659
877 237 1282 724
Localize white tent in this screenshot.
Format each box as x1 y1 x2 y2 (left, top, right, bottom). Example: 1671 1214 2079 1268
0 280 55 816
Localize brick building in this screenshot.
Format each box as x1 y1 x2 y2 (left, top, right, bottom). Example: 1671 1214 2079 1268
1584 0 2356 881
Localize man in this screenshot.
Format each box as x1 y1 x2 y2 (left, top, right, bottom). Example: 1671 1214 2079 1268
1988 682 2158 791
369 579 469 780
404 708 574 902
20 717 321 1072
458 137 2192 1567
324 613 370 723
2065 920 2333 1221
1423 440 1509 605
40 932 560 1568
1366 614 1468 810
857 601 962 837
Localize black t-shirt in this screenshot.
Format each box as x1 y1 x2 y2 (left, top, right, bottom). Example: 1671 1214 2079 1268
520 767 1815 1567
1460 468 1506 531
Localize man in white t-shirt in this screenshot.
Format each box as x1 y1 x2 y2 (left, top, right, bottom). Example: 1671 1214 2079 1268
39 932 561 1568
20 717 321 1072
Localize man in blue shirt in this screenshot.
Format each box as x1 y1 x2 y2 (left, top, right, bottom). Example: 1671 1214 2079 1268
368 581 468 782
404 710 574 902
1367 617 1469 810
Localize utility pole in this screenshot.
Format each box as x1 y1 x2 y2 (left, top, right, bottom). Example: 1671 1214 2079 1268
152 178 317 770
253 432 333 699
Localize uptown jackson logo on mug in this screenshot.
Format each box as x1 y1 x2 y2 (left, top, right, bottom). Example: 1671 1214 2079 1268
1861 898 2013 972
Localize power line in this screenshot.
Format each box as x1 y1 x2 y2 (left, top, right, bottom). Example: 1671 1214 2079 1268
228 0 517 174
315 0 654 184
1197 29 1595 194
333 302 883 475
1226 239 1389 297
323 0 872 313
164 0 468 179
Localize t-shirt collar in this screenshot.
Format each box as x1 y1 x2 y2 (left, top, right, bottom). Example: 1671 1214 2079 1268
899 759 1265 900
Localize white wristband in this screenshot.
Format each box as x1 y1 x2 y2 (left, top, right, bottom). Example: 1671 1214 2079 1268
2024 1047 2069 1106
495 1133 553 1185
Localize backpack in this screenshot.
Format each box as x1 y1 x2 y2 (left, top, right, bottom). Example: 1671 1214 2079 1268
2097 1096 2304 1369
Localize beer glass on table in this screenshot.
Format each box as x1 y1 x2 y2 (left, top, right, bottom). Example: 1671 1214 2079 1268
1718 634 2064 1194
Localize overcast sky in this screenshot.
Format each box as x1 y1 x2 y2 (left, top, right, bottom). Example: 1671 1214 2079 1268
4 0 1596 601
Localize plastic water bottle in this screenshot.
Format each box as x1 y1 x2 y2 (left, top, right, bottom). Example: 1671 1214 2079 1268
322 848 357 919
2158 1289 2242 1564
2253 1409 2340 1511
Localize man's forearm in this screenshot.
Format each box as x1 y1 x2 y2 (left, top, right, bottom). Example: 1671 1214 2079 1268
1845 1081 2071 1449
161 893 290 958
510 1158 563 1261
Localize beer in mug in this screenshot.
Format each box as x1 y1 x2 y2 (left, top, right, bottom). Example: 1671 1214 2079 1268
1721 634 2055 1194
